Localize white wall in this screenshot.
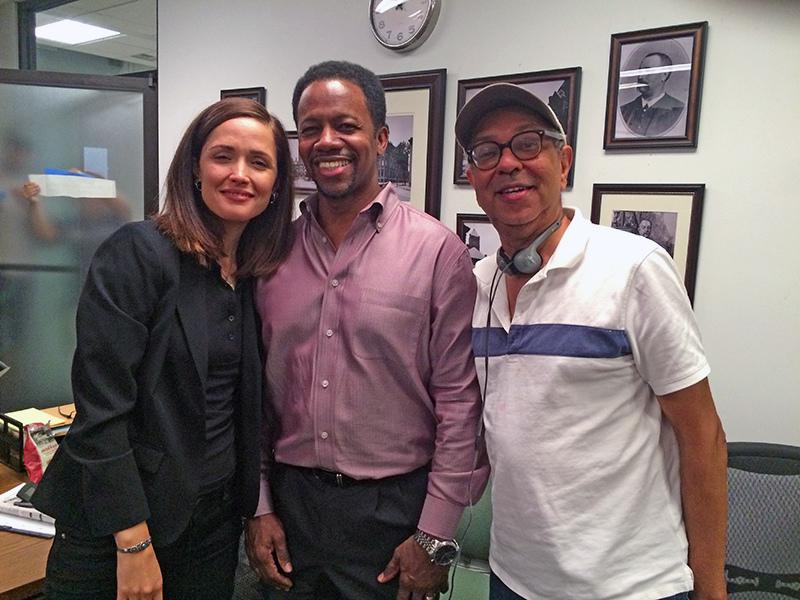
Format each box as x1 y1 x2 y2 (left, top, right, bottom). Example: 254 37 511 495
159 0 800 445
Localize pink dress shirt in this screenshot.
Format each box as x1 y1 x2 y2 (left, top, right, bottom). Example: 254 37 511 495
255 184 489 538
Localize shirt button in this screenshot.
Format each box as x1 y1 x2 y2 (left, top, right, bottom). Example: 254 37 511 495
331 279 339 287
325 329 333 337
321 379 329 388
320 431 329 440
228 315 235 322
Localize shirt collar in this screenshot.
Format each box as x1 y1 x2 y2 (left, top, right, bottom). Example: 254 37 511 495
299 182 399 234
642 92 666 108
473 206 589 286
544 206 588 274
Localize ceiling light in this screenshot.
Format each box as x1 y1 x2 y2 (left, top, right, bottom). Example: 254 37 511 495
36 19 120 45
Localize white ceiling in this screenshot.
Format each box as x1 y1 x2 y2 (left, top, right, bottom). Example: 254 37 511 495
36 0 156 69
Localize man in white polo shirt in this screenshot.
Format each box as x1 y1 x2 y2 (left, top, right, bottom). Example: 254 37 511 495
456 83 727 600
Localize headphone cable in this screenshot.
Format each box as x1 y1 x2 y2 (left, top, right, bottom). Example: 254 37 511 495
448 266 503 600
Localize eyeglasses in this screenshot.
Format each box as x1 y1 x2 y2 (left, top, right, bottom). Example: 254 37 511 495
466 129 565 171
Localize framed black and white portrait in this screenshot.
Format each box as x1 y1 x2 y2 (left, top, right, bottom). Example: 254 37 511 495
220 86 267 106
603 22 707 149
456 213 500 265
591 183 705 303
454 68 581 187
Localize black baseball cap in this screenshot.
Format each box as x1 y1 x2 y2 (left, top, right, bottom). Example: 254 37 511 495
455 83 566 150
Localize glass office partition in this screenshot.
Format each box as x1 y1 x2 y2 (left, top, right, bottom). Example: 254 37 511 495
0 69 157 412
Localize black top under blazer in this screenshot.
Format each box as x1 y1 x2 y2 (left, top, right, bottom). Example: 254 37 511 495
32 221 263 545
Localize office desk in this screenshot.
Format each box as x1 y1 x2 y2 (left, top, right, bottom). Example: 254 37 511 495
0 405 73 600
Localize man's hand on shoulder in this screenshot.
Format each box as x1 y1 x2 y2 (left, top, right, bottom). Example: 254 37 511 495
378 535 449 600
245 513 293 592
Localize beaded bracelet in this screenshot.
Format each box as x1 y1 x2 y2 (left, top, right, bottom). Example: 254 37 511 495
116 535 152 554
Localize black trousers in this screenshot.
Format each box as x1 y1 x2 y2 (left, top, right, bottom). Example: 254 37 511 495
45 481 242 600
261 464 429 600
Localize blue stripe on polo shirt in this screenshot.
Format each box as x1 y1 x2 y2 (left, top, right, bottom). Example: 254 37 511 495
473 323 632 358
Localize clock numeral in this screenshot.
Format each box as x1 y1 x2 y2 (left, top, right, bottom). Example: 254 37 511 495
386 29 392 38
408 25 416 34
396 32 404 41
378 20 385 30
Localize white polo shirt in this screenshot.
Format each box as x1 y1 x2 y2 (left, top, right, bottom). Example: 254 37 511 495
473 208 709 600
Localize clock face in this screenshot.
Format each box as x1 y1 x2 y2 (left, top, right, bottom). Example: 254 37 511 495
370 0 440 51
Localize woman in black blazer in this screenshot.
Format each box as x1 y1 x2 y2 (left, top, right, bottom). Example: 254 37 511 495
32 98 294 600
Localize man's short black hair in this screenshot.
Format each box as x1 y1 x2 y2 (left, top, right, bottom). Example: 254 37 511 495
292 60 386 130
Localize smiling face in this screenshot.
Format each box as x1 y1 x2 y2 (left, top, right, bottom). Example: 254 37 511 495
295 79 388 207
466 106 572 250
196 117 277 236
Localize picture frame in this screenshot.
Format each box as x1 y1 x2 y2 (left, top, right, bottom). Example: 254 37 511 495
285 130 317 195
603 22 708 149
590 183 705 303
379 68 446 219
456 213 500 265
453 67 581 187
220 86 267 106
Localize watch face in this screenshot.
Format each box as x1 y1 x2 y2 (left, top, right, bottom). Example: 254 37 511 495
432 542 459 566
369 0 440 51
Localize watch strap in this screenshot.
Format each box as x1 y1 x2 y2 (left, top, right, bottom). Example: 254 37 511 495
413 529 458 563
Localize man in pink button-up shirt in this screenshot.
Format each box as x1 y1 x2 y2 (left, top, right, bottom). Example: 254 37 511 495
245 61 489 600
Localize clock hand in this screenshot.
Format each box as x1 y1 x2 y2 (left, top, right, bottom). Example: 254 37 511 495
374 0 409 14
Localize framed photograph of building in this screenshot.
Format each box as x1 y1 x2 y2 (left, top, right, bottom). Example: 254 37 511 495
379 68 446 219
285 131 317 195
603 22 708 149
453 67 581 187
591 183 705 302
456 213 500 265
219 86 267 106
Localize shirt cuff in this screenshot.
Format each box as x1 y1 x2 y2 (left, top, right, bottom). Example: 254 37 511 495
253 477 274 517
417 493 464 539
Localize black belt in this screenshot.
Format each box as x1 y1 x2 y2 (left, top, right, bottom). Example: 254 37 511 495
296 466 363 488
283 463 428 489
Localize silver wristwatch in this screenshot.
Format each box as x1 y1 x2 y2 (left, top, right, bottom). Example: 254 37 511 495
413 529 460 566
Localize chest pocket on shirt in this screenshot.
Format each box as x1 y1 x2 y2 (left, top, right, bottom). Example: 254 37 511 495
352 287 426 363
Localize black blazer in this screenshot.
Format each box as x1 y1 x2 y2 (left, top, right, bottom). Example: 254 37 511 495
33 221 263 545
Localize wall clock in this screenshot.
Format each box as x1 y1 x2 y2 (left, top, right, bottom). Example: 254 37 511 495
369 0 441 52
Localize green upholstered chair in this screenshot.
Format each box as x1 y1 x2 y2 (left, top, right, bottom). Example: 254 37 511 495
726 442 800 598
449 482 492 600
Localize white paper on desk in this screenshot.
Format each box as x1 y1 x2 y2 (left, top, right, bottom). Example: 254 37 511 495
0 484 55 524
28 174 116 198
4 408 65 427
0 512 55 537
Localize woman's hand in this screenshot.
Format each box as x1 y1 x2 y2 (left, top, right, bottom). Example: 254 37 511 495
114 523 163 600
